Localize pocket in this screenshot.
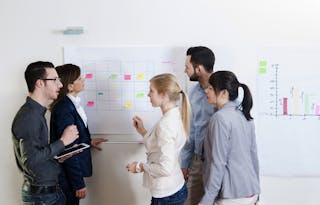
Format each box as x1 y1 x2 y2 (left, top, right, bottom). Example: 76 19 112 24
40 192 60 205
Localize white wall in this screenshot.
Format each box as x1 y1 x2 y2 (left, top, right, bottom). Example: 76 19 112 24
1 0 320 204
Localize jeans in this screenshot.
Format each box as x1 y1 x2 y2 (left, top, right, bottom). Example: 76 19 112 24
21 189 65 205
151 183 188 205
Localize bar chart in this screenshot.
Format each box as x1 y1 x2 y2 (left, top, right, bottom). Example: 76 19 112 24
256 47 320 176
258 60 320 118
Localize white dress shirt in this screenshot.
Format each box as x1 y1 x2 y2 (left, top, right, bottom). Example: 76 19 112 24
67 94 87 127
142 107 186 198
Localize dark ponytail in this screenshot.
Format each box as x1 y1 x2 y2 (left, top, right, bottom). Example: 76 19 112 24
239 83 253 120
209 71 253 121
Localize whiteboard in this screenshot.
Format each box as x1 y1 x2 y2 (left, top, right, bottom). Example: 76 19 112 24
64 46 187 135
256 47 320 176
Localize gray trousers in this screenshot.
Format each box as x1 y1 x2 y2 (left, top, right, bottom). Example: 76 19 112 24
184 154 204 205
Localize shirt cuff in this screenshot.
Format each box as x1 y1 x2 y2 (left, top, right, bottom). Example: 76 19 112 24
143 163 150 173
51 140 65 156
181 159 191 169
72 180 86 191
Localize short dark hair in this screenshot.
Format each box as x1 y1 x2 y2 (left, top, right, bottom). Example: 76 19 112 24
24 61 54 92
186 46 215 73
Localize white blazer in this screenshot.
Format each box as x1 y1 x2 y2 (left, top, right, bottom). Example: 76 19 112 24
142 107 186 198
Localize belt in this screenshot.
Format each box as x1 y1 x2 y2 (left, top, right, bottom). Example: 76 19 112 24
23 182 60 194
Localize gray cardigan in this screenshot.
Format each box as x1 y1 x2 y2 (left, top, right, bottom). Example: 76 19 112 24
201 101 260 205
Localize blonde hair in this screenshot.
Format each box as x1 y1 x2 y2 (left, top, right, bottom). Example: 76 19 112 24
150 73 191 139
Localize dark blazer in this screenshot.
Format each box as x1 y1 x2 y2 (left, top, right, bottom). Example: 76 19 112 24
50 96 92 191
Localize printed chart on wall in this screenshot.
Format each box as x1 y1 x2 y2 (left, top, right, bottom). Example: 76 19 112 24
64 47 187 135
257 47 320 176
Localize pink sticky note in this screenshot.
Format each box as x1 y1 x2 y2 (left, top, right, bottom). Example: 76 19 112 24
316 105 320 115
124 74 131 80
85 73 93 79
87 101 95 107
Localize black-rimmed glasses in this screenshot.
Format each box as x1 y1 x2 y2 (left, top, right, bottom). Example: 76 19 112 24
41 77 61 84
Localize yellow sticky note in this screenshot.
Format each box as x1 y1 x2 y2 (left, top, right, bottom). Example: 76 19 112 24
124 102 133 109
137 74 145 80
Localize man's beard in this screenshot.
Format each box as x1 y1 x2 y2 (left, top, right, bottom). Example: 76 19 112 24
189 72 199 81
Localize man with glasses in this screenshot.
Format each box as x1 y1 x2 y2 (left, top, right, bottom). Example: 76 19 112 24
12 61 80 205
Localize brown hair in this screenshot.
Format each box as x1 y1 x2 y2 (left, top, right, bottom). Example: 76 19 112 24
49 64 80 110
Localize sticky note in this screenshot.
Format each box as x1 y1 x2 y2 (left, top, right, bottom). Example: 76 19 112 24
85 73 93 79
124 102 133 109
110 74 118 79
110 83 120 89
136 92 144 98
87 101 95 107
259 68 267 74
137 74 145 80
124 74 131 80
259 61 267 67
316 105 320 115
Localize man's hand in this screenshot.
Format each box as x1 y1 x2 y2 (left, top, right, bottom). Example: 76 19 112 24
91 138 108 151
57 144 83 163
181 168 188 181
57 154 73 163
75 187 87 199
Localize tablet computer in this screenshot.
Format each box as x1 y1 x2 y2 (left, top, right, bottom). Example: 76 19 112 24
54 143 90 159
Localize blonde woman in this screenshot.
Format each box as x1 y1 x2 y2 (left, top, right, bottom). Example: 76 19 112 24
127 73 191 205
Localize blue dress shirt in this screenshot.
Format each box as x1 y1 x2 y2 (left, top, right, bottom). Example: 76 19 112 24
181 83 216 168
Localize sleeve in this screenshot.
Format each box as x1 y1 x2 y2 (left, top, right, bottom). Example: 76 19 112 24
51 105 85 191
201 115 230 205
143 121 176 178
13 114 65 171
250 122 260 183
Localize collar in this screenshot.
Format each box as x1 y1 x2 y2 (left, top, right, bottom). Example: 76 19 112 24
195 83 207 94
26 96 47 116
220 101 239 110
67 93 81 108
163 106 179 117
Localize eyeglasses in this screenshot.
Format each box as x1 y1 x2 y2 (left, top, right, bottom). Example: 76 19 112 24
41 77 61 84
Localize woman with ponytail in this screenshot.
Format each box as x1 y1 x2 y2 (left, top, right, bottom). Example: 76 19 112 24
199 71 260 205
127 73 191 205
